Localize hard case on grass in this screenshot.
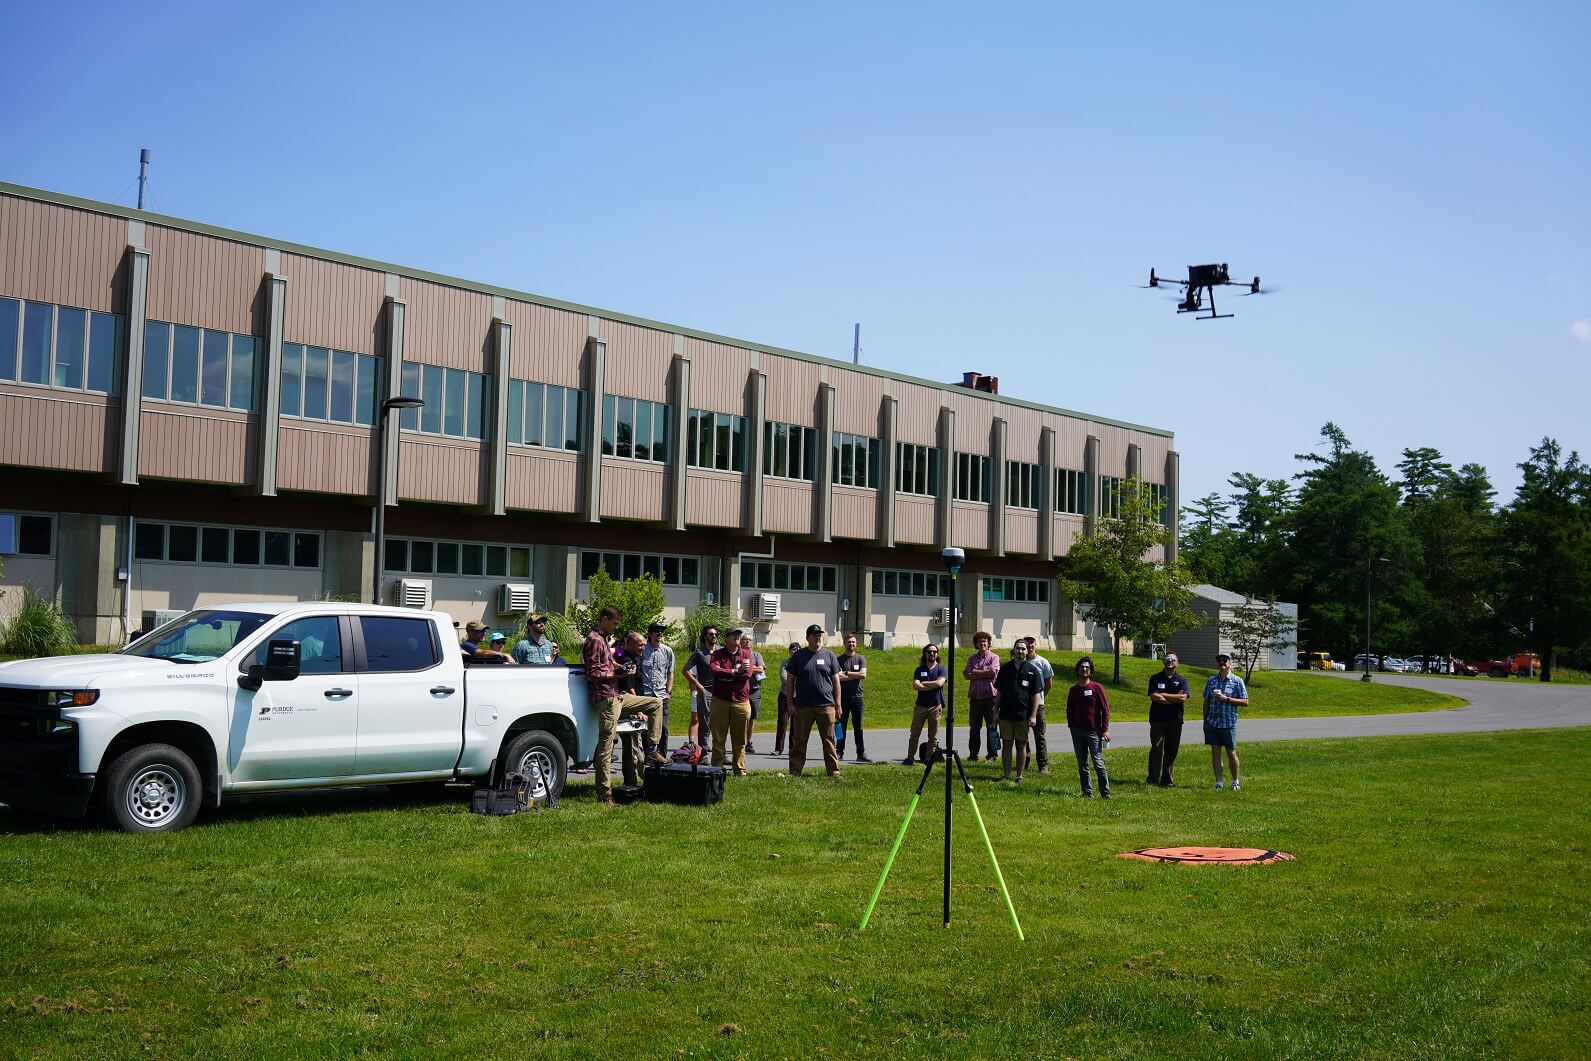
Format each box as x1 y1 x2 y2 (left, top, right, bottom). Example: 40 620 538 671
643 761 726 805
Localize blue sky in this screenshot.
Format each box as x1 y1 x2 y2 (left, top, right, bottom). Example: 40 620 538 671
4 1 1587 508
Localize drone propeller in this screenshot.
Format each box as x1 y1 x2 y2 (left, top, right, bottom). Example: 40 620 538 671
1241 281 1282 297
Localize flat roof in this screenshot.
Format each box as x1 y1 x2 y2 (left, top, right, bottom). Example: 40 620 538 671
1 180 1172 440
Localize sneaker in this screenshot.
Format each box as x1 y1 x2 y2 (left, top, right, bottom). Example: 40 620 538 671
1231 780 1241 792
1214 781 1225 790
984 755 998 763
746 742 757 754
901 757 916 766
856 754 873 764
773 746 785 756
1037 766 1050 775
645 751 669 767
597 793 617 805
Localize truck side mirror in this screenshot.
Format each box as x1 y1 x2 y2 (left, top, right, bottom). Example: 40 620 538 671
239 639 302 691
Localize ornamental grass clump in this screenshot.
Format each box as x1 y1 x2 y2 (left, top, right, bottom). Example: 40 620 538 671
0 585 77 658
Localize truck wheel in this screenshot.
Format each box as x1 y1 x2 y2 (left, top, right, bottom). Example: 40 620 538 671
102 743 202 833
1488 667 1507 678
501 730 567 801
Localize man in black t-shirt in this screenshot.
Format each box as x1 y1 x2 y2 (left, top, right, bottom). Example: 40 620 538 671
835 633 871 763
683 625 719 749
993 641 1044 782
1146 653 1191 787
784 624 842 777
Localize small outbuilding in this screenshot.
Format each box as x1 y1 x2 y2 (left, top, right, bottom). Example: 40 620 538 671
1167 584 1298 670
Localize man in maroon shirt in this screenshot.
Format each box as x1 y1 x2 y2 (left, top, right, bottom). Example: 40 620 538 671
583 605 665 804
963 631 1000 761
709 627 756 776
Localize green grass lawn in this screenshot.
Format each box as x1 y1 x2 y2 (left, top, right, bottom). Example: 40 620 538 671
670 647 1465 733
3 729 1586 1057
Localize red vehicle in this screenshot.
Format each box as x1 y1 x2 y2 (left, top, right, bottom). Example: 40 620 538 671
1464 653 1541 678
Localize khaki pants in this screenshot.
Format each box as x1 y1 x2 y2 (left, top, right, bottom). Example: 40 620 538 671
594 694 663 796
790 704 841 776
907 704 941 761
710 696 753 775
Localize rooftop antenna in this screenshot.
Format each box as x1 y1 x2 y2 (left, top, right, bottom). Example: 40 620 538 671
853 322 861 365
136 149 150 210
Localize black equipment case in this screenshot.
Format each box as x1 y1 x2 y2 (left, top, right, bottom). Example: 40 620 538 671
643 761 726 806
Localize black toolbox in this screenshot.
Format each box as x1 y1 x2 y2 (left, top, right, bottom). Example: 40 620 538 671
643 761 726 805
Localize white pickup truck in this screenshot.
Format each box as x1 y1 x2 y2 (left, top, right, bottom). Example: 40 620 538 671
0 602 597 832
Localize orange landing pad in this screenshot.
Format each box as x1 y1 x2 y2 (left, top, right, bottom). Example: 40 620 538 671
1117 847 1295 865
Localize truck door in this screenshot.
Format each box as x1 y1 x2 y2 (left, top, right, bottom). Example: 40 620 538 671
229 614 358 782
351 615 461 777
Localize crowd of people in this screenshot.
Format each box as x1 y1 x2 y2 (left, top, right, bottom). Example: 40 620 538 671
456 610 1250 803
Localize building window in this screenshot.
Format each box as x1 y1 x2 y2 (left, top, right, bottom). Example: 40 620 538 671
505 379 583 452
1056 468 1089 516
132 521 319 569
601 394 669 462
831 432 882 489
1100 474 1123 519
1006 461 1041 510
386 537 530 578
139 320 256 411
0 297 121 396
0 511 53 556
397 362 487 440
954 453 991 503
983 577 1051 603
580 551 699 587
280 344 380 426
763 422 819 482
686 409 746 472
869 568 951 598
742 561 837 593
1146 481 1170 525
895 442 941 497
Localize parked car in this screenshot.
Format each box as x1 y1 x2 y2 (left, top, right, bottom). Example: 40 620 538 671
0 602 599 832
1298 651 1338 671
1463 652 1542 678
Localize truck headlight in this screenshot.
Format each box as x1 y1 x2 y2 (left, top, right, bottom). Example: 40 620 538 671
46 690 99 707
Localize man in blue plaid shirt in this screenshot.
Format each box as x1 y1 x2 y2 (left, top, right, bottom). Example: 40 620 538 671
1202 653 1249 791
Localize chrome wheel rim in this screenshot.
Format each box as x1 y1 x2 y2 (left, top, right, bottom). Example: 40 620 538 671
125 766 185 828
517 748 556 799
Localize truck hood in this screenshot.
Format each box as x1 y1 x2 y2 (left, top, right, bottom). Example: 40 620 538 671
0 654 214 687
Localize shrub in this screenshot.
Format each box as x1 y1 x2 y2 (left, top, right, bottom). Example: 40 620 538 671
566 568 668 645
675 600 737 656
0 585 77 658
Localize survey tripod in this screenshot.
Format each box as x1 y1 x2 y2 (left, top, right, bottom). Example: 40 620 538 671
858 549 1024 939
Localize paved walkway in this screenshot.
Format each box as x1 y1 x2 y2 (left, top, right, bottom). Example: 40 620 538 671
735 673 1591 772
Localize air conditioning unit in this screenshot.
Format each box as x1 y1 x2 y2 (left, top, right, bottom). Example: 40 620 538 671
393 578 432 609
751 593 781 621
497 583 533 616
141 608 186 632
931 606 952 626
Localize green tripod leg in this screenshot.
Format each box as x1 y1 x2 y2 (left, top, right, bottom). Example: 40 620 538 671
859 756 938 930
955 754 1024 940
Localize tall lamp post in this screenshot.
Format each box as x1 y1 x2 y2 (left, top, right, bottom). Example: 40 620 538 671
1361 556 1390 682
373 396 424 605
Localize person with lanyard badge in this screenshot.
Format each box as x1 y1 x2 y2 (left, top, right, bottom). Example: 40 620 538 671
1203 653 1249 790
784 624 843 777
1146 652 1190 787
773 642 800 756
744 643 767 754
683 625 719 750
993 641 1044 783
835 633 871 763
962 631 1000 762
512 614 560 665
708 629 756 776
904 644 947 764
582 606 668 804
1021 636 1053 774
615 630 666 786
638 622 675 756
1065 656 1111 798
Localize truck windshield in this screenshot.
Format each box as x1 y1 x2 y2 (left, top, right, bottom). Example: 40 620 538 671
121 610 272 665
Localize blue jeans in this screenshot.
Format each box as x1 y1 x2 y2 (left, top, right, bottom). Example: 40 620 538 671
1069 727 1110 797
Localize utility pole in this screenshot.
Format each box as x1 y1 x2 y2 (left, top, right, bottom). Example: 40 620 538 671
137 149 150 210
853 323 861 365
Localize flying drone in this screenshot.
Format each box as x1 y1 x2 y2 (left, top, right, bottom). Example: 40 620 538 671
1143 264 1268 320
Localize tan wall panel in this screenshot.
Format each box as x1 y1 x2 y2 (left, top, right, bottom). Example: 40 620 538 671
1004 509 1038 555
893 379 942 445
506 449 579 513
832 487 877 541
682 337 754 415
1094 424 1130 474
1054 515 1086 556
0 197 125 312
598 460 668 521
0 388 113 473
401 277 493 370
982 601 1050 645
685 470 743 528
1134 432 1171 481
145 225 261 334
132 566 323 617
828 366 887 436
896 496 935 545
503 300 587 387
0 556 56 623
280 252 385 356
601 319 670 403
397 436 484 505
763 479 815 535
943 389 995 451
951 501 990 551
761 353 822 425
137 407 252 484
277 423 374 496
1053 416 1089 469
1003 406 1045 460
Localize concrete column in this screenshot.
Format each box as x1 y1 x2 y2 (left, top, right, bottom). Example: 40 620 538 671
958 572 984 643
852 563 873 634
990 417 1008 557
878 395 898 548
668 349 690 532
488 317 511 516
1083 433 1100 537
815 383 836 543
532 544 577 616
746 370 767 537
1053 590 1086 650
254 270 287 497
116 235 150 486
581 332 606 523
1165 449 1181 563
1038 426 1057 562
57 513 122 644
1127 442 1141 483
380 295 407 506
936 406 955 549
324 529 374 602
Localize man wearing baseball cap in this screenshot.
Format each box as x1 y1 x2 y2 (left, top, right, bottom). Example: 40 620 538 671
511 614 560 665
783 624 842 776
461 620 511 663
1146 652 1190 787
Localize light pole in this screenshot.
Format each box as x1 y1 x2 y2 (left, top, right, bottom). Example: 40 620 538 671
1361 556 1390 682
373 396 424 605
